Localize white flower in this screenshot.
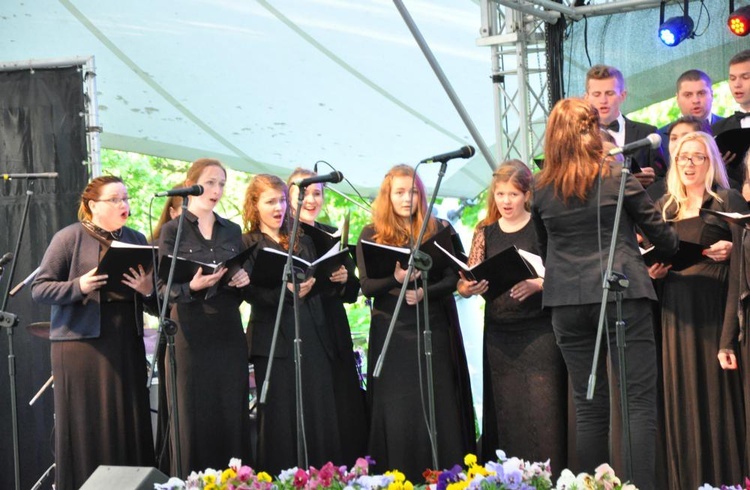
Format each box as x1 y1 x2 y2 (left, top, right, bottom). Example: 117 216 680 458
154 477 186 490
228 458 243 471
555 469 578 489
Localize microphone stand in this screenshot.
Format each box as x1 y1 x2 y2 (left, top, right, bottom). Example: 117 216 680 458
151 196 190 477
0 182 35 490
259 186 308 469
587 156 634 481
372 161 449 469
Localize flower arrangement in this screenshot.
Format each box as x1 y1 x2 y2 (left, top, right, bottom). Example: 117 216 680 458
155 452 637 490
155 456 411 490
555 463 637 490
699 478 750 490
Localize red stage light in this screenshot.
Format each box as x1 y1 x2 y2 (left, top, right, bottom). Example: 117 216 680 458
728 5 750 36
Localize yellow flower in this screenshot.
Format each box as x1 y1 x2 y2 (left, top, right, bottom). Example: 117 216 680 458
386 470 406 483
463 454 478 467
404 481 413 490
257 472 272 483
447 480 469 490
203 474 217 485
221 468 236 482
467 465 489 479
204 484 218 490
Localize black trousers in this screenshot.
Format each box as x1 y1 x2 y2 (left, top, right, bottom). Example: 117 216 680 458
551 298 656 490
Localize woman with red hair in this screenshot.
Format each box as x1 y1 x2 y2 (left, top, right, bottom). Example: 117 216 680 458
531 98 677 490
355 164 474 481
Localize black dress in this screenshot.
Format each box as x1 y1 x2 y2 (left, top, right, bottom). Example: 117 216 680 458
473 220 567 473
158 211 251 477
723 228 750 478
356 224 474 482
656 190 747 490
33 223 155 490
243 231 343 475
313 222 368 465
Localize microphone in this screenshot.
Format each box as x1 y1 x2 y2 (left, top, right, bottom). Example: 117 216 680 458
292 171 344 187
1 172 59 180
420 145 476 163
9 267 40 297
608 134 661 156
0 253 13 267
154 184 204 197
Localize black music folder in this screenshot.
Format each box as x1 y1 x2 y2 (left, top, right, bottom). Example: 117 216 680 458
359 226 454 280
715 128 750 164
249 244 349 292
158 244 256 298
434 242 543 300
700 208 750 227
299 221 343 257
641 240 706 272
96 241 157 294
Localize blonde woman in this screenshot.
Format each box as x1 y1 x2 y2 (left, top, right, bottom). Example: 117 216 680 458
648 131 747 490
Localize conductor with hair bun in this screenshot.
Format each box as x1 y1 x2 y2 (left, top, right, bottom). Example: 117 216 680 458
531 98 678 490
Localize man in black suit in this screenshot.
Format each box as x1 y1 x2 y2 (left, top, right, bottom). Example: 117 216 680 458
658 70 724 162
585 65 666 190
712 50 750 184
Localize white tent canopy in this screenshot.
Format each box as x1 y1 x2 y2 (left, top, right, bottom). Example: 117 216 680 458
4 1 748 198
3 0 498 198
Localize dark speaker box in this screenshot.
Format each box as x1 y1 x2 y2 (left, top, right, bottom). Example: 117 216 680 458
80 465 169 490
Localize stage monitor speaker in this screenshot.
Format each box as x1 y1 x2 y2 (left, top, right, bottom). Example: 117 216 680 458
80 465 169 490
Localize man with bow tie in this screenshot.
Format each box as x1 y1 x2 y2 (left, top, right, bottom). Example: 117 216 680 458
712 49 750 185
584 64 666 191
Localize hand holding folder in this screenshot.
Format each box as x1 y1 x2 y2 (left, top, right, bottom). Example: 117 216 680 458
96 241 157 294
640 240 706 272
359 226 455 280
434 242 543 300
249 244 349 293
158 244 256 299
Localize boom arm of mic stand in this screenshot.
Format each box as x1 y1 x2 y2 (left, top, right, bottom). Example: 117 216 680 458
324 185 372 214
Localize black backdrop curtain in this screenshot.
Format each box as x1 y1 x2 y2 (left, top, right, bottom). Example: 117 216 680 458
0 65 89 489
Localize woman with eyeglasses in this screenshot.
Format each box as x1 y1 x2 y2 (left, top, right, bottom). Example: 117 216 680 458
647 131 747 490
32 176 156 490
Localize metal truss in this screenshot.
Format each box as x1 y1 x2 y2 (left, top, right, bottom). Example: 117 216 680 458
479 1 550 166
477 0 662 166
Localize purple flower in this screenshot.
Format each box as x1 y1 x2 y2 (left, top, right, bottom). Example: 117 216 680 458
436 464 464 490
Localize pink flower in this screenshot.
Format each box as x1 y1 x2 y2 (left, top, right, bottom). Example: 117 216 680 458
236 466 253 481
293 469 308 488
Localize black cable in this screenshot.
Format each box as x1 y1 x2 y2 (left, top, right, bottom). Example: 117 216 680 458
314 160 372 210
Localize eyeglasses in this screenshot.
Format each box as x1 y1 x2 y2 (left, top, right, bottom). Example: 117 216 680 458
96 197 130 206
675 154 708 166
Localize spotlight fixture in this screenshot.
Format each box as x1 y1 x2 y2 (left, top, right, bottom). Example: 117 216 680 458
658 0 694 47
728 1 750 37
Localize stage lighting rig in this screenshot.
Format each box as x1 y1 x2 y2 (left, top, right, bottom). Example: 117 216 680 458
658 0 695 47
729 1 750 37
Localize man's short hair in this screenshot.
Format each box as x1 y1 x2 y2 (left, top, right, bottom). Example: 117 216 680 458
585 64 625 93
675 69 712 92
730 49 750 66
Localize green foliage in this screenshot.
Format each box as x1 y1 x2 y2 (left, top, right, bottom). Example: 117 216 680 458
628 80 734 128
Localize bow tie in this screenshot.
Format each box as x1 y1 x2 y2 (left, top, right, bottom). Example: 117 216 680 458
605 120 620 132
736 111 750 120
